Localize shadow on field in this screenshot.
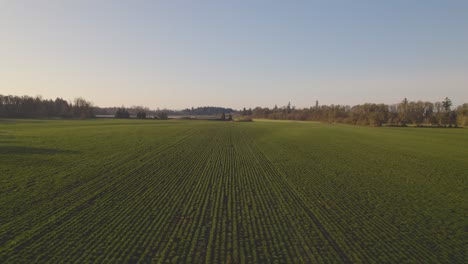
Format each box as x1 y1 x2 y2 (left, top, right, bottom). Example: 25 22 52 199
0 146 80 155
0 134 16 144
0 141 17 144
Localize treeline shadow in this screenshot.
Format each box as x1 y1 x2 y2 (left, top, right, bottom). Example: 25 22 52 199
0 146 80 155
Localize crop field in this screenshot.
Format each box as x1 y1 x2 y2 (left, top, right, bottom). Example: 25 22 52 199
0 119 466 263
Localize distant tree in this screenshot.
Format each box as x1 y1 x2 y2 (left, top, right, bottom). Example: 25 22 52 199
408 101 425 126
368 104 388 126
54 98 71 117
456 103 468 126
442 97 452 112
115 107 130 118
158 111 168 120
221 112 226 121
398 98 409 125
387 104 398 125
441 98 454 127
286 102 292 114
423 102 434 124
180 106 235 116
136 111 146 119
72 97 94 119
242 107 247 116
433 101 443 125
227 114 232 121
448 111 458 127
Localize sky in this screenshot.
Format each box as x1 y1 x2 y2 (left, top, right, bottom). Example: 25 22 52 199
1 0 467 109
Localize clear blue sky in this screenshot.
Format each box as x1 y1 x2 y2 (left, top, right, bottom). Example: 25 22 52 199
1 0 467 109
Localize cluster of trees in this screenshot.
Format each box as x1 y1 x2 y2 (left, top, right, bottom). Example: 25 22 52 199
95 106 167 119
0 95 94 119
115 108 131 118
95 106 154 116
113 106 168 119
220 112 232 121
458 104 468 126
181 106 235 116
94 106 236 119
113 108 163 119
241 108 253 116
136 111 146 119
157 112 168 120
248 98 467 127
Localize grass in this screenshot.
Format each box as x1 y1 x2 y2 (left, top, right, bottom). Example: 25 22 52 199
0 119 466 263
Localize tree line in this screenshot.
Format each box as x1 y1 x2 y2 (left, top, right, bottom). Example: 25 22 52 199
0 95 94 119
98 105 234 118
181 106 235 116
114 107 168 119
248 98 468 127
2 94 467 127
95 106 155 116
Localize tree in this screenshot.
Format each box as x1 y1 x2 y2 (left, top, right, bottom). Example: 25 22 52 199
423 102 434 124
72 97 94 119
448 111 458 127
181 106 234 116
220 112 226 121
158 111 168 120
433 102 443 125
398 98 409 125
55 98 71 117
227 114 232 121
442 97 452 112
408 101 425 126
368 104 388 126
438 97 454 126
136 111 146 119
286 102 292 114
115 107 130 118
456 104 468 126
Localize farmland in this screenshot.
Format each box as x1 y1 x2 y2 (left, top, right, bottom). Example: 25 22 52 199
0 119 466 263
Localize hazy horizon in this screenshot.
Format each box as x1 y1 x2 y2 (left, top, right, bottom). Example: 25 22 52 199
1 0 468 109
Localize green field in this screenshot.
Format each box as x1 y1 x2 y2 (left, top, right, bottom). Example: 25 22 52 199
0 119 466 263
